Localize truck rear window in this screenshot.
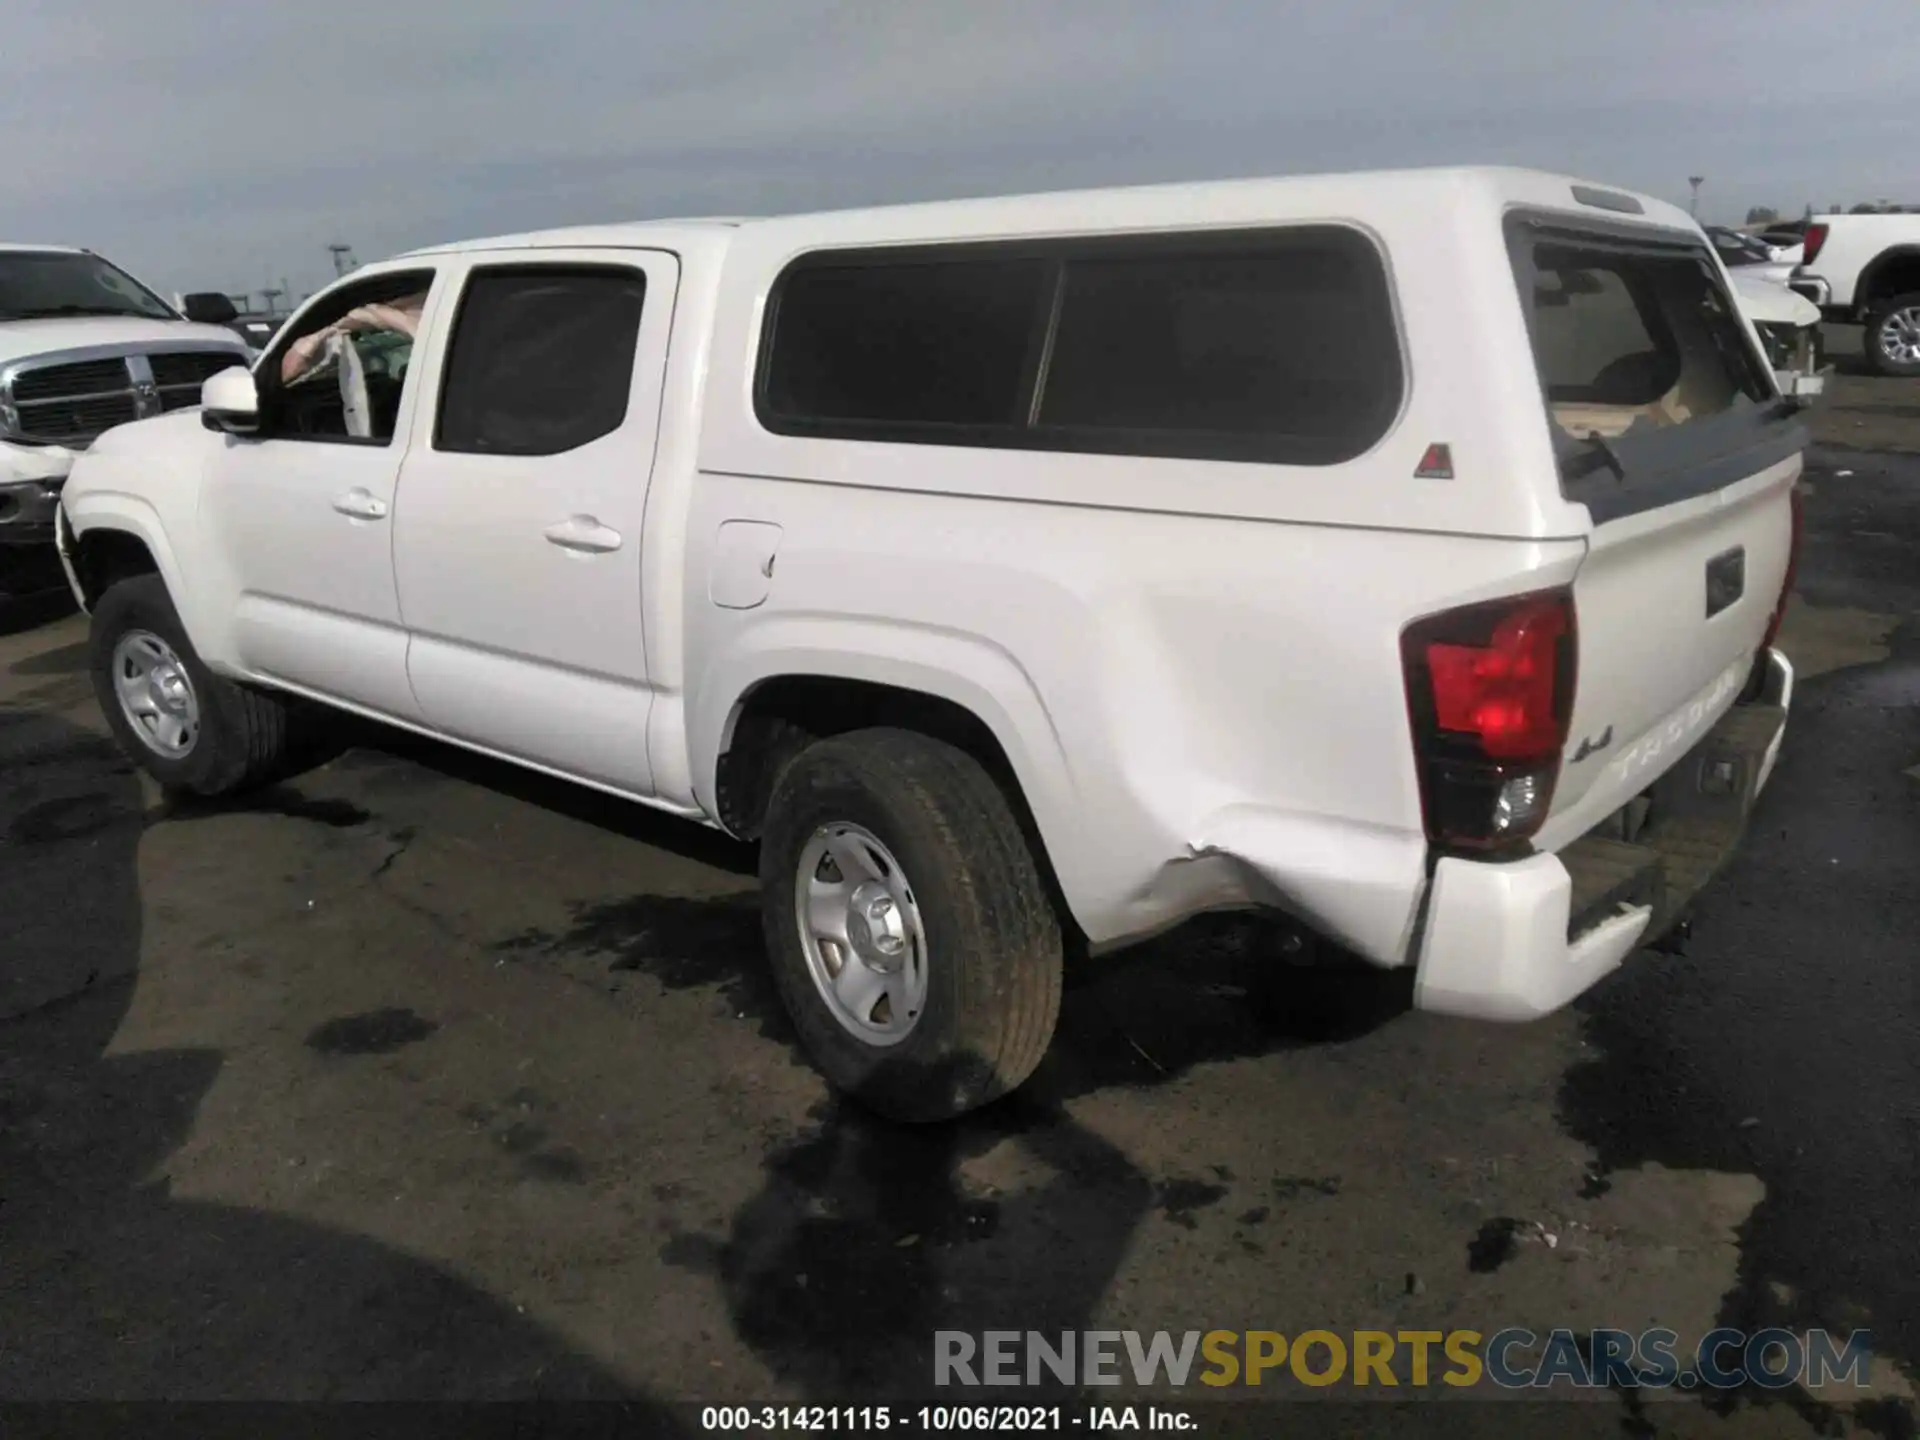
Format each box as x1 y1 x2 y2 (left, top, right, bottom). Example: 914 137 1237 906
1508 216 1796 520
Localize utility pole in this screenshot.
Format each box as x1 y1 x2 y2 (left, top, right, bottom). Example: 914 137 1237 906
1688 176 1705 217
328 244 357 278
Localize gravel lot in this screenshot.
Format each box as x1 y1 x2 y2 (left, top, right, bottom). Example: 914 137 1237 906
2 361 1915 1435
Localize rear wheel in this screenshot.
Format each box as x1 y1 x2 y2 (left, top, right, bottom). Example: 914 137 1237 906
757 728 1063 1122
1862 292 1920 377
89 575 298 795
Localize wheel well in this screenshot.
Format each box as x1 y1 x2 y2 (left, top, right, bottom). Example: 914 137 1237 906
716 675 1080 943
69 528 159 609
1860 249 1920 307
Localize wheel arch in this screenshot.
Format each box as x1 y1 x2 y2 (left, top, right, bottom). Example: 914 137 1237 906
1856 246 1920 307
692 623 1086 932
62 495 191 610
64 515 166 612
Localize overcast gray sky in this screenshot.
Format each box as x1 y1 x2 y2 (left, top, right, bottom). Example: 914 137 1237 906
5 0 1914 303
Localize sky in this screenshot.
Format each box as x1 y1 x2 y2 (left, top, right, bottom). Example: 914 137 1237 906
5 0 1915 305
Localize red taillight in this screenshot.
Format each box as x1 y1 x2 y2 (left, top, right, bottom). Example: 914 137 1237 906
1802 223 1828 265
1425 599 1571 759
1760 485 1804 653
1402 590 1578 851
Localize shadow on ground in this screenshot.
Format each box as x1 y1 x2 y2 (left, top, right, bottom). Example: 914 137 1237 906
0 585 76 638
0 708 673 1416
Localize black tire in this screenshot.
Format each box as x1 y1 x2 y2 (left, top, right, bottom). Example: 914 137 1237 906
1861 291 1920 377
89 575 296 796
758 728 1064 1122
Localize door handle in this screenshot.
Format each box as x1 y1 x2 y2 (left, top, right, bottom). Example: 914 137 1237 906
331 488 389 521
543 515 623 553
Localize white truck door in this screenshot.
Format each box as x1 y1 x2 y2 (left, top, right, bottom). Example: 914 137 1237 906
391 249 677 796
199 264 444 721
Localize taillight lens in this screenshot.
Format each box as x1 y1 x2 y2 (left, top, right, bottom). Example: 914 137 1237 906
1401 590 1578 851
1759 485 1803 653
1802 223 1828 265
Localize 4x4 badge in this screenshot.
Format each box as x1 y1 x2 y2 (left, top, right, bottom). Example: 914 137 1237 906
1571 725 1614 763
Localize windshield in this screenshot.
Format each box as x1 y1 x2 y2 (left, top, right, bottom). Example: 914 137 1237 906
0 250 178 322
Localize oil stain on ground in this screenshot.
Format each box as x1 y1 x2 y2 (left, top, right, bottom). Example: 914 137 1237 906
306 1008 438 1056
1467 1217 1523 1273
491 890 785 1039
453 1090 593 1187
1154 1176 1229 1229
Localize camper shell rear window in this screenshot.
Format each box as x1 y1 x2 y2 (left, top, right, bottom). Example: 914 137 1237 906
1506 210 1804 523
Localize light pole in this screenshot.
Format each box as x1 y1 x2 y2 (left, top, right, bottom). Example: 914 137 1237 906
1688 176 1705 218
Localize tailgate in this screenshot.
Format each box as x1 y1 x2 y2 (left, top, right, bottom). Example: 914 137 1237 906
1552 466 1796 834
1503 210 1805 842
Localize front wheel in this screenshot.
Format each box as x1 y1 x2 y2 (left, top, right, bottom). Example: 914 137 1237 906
89 575 298 796
1862 292 1920 377
758 728 1064 1122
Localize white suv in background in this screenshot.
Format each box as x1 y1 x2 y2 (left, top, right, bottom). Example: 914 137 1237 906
59 168 1801 1119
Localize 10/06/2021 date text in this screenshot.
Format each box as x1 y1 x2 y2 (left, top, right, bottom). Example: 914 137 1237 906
700 1406 1198 1432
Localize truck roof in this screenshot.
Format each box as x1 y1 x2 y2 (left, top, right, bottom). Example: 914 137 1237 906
397 219 749 259
392 166 1695 262
0 242 86 254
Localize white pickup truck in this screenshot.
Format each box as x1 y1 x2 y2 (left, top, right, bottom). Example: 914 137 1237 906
58 167 1802 1120
1 244 252 596
1789 212 1920 376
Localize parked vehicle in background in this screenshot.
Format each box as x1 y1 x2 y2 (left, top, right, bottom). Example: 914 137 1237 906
1708 225 1827 395
1757 219 1811 252
1725 269 1828 400
2 245 251 596
58 168 1801 1119
172 292 286 355
1789 213 1920 375
1707 225 1801 282
228 314 284 352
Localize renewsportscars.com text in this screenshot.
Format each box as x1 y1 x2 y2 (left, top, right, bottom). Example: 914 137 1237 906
934 1328 1874 1391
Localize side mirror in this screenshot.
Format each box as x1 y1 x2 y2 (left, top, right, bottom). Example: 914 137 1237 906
182 292 240 325
200 366 261 435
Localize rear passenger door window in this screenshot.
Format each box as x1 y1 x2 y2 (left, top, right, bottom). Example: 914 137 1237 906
435 266 648 456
